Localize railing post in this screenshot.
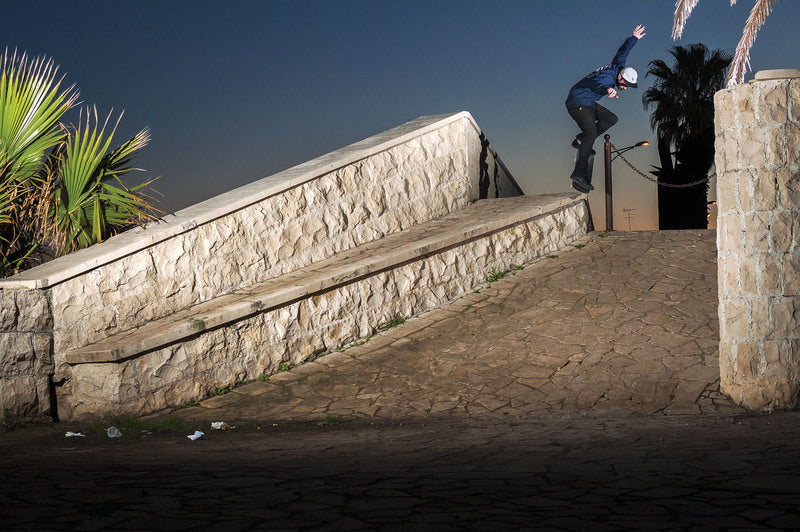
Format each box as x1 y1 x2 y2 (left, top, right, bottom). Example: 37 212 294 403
604 134 613 231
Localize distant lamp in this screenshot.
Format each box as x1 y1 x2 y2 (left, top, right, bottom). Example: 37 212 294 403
602 135 651 231
611 140 650 161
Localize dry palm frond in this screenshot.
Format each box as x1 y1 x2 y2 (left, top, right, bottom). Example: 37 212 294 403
726 0 776 86
672 0 701 40
673 0 740 39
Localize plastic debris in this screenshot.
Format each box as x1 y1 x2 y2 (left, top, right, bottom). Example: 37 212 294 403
107 426 123 438
210 421 230 430
187 430 205 441
65 431 85 438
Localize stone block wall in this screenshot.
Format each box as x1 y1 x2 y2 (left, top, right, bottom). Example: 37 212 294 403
57 201 589 420
0 112 525 419
0 289 53 419
48 117 480 357
715 73 800 410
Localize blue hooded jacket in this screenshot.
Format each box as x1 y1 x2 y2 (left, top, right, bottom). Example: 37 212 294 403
566 36 638 107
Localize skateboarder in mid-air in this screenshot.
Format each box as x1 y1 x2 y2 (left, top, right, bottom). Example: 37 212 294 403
565 25 646 193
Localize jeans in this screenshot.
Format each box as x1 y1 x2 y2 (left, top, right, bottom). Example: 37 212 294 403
566 103 618 180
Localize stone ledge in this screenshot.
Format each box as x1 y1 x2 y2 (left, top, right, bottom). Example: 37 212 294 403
754 69 800 81
1 112 490 290
63 193 585 365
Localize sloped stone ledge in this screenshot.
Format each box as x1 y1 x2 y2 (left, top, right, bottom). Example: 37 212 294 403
0 112 497 291
56 195 591 420
0 111 524 420
64 193 585 365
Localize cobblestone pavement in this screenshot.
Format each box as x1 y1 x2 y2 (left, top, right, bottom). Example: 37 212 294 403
3 230 800 530
171 229 739 421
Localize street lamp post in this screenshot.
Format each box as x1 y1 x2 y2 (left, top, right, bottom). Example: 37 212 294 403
602 135 650 231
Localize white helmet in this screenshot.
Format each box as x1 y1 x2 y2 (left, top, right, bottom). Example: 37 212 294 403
620 67 638 88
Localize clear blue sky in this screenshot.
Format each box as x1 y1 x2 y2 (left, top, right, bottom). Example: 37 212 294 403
4 0 799 229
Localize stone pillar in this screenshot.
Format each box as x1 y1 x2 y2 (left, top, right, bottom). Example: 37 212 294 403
715 70 800 410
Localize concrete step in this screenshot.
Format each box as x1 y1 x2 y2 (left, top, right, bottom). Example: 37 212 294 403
64 193 585 365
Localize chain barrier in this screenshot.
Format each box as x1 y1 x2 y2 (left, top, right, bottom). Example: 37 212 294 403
610 143 712 189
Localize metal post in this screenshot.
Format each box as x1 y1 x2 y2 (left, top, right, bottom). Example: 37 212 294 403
603 134 613 231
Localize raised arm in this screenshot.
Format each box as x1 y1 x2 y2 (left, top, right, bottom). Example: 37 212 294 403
611 25 645 68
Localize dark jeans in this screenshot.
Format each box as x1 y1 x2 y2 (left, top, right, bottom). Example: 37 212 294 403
566 103 618 180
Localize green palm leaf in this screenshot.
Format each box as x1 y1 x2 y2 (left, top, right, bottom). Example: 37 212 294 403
0 50 78 183
49 107 155 255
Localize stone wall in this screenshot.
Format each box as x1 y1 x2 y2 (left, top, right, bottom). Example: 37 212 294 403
715 71 800 410
58 201 589 420
0 112 526 419
0 289 53 419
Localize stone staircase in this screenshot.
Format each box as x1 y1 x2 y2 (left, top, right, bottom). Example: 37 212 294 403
0 112 592 420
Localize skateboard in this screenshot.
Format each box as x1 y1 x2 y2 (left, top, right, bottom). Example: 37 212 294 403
571 140 595 192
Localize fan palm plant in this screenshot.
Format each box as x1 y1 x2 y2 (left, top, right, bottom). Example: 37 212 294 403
0 49 156 275
46 108 155 254
643 43 732 229
673 0 777 86
0 50 78 274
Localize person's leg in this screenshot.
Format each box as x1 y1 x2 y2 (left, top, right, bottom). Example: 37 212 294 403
567 104 597 179
594 104 619 137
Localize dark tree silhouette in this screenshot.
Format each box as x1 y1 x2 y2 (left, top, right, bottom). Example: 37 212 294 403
642 43 732 229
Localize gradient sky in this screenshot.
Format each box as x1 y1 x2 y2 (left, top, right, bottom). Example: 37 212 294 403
4 0 799 229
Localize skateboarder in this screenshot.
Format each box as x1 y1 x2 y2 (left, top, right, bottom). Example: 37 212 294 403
566 25 646 193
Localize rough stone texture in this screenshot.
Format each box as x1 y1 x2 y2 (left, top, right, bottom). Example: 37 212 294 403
0 289 53 419
0 113 524 419
56 202 590 420
43 116 519 359
49 120 475 356
715 77 800 410
161 230 734 424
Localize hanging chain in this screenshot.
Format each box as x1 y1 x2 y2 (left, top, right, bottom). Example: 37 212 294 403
610 144 712 189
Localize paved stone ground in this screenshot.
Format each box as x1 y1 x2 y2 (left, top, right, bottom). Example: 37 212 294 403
169 229 739 421
3 230 800 530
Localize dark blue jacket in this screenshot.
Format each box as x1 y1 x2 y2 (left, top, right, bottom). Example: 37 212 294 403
566 36 638 106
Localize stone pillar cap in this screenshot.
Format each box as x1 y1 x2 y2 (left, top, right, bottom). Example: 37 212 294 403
754 69 800 81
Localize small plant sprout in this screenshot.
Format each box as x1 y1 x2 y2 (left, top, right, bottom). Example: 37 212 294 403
379 313 406 331
487 268 506 283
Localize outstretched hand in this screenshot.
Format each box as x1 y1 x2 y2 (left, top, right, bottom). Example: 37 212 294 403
633 24 646 39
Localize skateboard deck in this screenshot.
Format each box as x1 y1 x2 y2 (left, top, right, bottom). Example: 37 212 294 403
571 143 596 192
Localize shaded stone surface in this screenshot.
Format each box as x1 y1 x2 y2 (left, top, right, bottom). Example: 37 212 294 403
6 230 798 530
2 411 800 529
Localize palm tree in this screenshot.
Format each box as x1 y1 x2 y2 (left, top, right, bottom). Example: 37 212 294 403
0 50 156 275
672 0 776 86
642 43 732 229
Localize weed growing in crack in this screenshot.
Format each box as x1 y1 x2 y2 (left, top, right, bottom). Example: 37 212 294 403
487 268 506 283
1 410 26 432
379 313 406 331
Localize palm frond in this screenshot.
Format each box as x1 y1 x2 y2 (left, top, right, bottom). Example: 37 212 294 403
0 49 79 183
47 107 156 254
672 0 701 40
726 0 776 87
